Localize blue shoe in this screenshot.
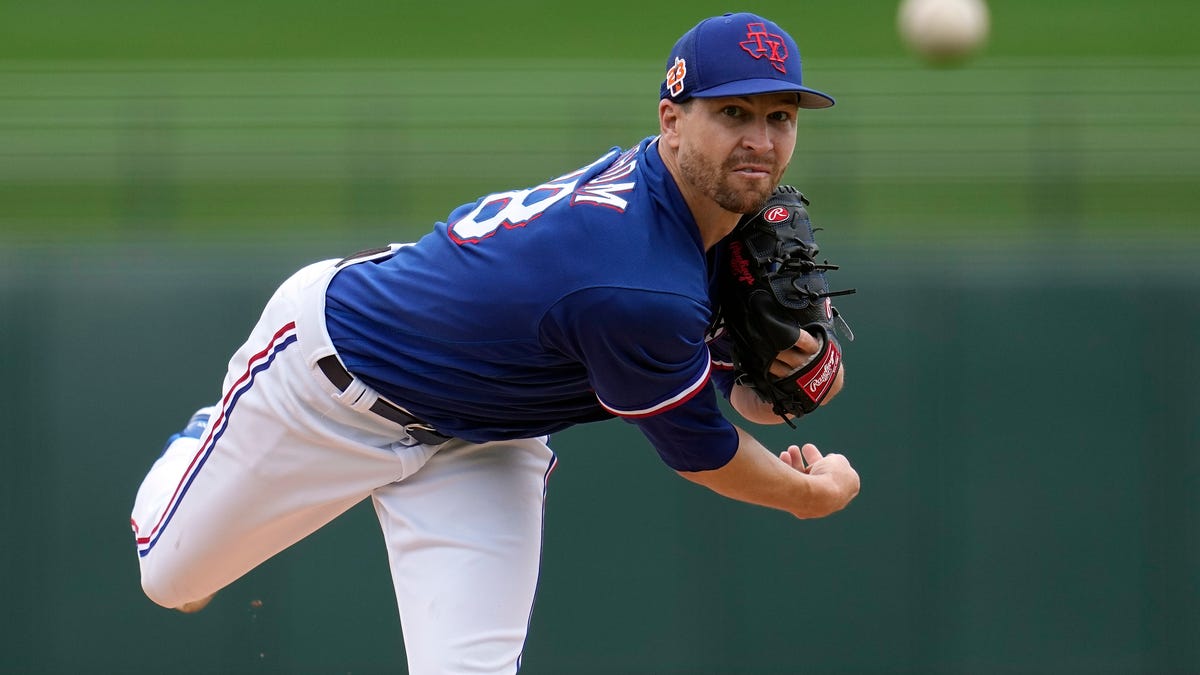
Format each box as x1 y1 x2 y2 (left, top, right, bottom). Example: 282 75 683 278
160 406 219 455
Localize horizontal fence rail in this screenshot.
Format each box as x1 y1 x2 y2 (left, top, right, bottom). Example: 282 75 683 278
1 57 1197 240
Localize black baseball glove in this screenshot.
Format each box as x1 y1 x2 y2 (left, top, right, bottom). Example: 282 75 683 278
717 185 855 424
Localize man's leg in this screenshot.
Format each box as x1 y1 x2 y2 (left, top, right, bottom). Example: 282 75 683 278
371 437 557 674
130 260 437 611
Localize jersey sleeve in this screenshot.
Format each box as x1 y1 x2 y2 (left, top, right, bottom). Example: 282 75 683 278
706 325 737 399
542 286 712 414
540 286 738 470
632 382 739 471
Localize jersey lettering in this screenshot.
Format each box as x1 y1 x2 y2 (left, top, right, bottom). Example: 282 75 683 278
448 151 619 244
572 182 635 212
572 147 638 212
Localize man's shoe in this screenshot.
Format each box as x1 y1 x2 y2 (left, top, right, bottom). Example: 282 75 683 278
160 406 219 455
162 405 220 614
176 594 215 614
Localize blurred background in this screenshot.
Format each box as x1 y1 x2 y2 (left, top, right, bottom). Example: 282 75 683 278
1 1 1196 673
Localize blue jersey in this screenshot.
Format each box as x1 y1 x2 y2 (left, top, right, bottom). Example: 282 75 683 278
325 137 739 470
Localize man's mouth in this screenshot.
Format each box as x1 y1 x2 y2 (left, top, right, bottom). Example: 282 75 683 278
729 158 775 177
733 165 773 177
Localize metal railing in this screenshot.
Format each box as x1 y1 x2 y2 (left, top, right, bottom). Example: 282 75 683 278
1 57 1197 240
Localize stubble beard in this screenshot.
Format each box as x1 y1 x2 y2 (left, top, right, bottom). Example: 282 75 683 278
677 145 783 215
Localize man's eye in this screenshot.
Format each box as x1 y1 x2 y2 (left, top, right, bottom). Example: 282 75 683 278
769 111 793 122
721 106 743 117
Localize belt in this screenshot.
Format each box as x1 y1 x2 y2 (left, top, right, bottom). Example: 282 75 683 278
317 355 451 446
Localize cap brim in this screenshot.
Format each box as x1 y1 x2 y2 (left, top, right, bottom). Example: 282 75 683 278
691 79 835 109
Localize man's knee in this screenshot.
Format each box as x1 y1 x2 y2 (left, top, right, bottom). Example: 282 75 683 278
139 556 210 611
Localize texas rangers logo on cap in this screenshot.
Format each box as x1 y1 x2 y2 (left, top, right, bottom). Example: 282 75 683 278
739 22 789 73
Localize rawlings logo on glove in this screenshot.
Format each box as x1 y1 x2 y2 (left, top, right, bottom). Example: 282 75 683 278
717 185 855 424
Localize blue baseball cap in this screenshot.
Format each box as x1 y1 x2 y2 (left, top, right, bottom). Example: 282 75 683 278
660 12 835 109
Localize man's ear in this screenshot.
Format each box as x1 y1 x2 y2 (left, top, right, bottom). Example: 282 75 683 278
659 99 682 145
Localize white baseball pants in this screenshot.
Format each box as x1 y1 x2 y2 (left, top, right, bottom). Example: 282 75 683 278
130 255 558 674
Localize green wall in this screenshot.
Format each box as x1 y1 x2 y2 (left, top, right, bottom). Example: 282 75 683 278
1 242 1197 674
1 1 1198 673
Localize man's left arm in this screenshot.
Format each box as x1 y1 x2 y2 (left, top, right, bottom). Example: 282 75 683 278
728 328 846 425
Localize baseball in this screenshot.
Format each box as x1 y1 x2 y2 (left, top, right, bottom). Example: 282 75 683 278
897 0 990 65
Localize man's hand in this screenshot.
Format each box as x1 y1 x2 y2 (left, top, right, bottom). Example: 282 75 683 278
779 443 860 518
768 329 846 405
716 186 855 421
731 329 846 425
676 429 860 520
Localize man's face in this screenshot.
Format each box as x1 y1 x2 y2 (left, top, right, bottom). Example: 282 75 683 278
671 93 799 215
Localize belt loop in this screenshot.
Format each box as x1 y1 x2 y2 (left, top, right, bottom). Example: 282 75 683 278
338 379 376 413
316 354 451 445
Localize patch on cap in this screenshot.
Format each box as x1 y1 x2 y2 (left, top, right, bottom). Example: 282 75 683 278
666 57 687 98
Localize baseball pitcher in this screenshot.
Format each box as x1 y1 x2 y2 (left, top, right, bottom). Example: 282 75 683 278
130 12 860 674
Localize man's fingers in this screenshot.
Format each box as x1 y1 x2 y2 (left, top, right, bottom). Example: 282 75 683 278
780 445 815 473
769 330 824 377
779 445 801 470
779 445 798 467
800 443 823 467
794 329 821 353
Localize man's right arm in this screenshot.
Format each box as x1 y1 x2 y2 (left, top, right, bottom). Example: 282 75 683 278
675 426 860 519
